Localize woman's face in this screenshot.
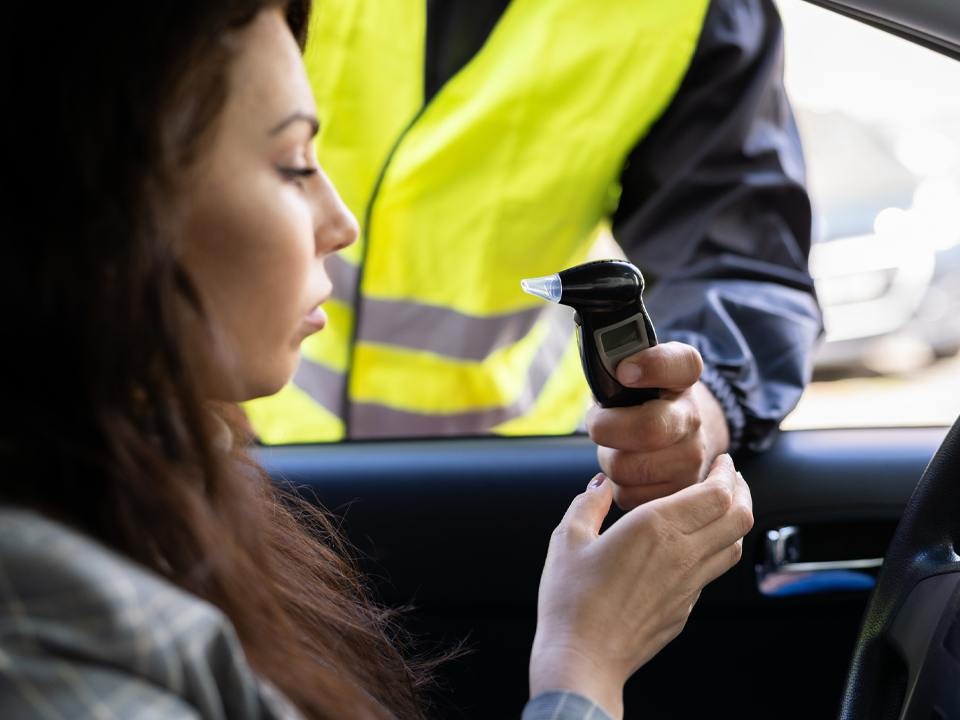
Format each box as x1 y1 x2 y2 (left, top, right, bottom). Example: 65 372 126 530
179 9 357 402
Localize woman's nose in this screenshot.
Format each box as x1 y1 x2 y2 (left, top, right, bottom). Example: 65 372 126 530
314 169 359 255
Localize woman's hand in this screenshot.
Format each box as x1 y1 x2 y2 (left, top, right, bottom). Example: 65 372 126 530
529 454 753 719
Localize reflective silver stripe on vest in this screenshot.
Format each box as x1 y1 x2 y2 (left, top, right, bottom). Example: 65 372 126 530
327 253 360 303
293 356 345 419
348 307 577 438
359 300 568 361
329 251 573 361
295 273 577 432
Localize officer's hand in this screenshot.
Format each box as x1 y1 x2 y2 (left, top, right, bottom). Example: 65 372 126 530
585 342 730 510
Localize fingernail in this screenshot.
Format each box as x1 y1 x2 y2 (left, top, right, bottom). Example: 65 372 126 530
588 473 607 490
619 364 642 385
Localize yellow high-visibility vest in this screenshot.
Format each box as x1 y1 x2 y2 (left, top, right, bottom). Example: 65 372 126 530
245 0 709 442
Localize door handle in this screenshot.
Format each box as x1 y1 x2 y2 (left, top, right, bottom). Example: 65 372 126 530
757 525 883 596
769 558 884 573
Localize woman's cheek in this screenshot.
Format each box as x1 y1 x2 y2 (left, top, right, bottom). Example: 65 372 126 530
233 192 317 395
265 230 314 354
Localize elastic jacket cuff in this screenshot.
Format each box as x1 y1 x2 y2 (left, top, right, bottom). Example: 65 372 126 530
699 363 746 454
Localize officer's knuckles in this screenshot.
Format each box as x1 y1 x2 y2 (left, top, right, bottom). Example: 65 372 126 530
680 438 708 478
613 480 680 510
590 407 663 452
612 487 649 511
686 399 704 434
648 404 690 447
585 407 620 446
601 447 661 486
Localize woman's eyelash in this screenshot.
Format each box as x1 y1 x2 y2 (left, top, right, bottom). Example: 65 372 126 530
279 166 318 180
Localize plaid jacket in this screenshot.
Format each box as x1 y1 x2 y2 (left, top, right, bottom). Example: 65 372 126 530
0 508 610 719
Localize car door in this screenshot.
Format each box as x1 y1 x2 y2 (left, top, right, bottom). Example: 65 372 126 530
258 1 960 717
260 427 943 718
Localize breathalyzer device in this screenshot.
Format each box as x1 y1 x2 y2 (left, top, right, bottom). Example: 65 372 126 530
521 259 659 408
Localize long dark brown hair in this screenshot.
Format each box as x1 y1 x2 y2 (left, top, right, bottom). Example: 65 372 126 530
3 2 429 717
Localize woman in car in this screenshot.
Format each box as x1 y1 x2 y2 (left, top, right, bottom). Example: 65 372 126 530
0 2 753 718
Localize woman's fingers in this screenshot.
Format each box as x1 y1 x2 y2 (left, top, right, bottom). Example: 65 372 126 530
609 455 752 590
694 537 746 588
643 454 739 534
651 480 733 534
556 474 615 542
531 456 752 707
692 469 753 559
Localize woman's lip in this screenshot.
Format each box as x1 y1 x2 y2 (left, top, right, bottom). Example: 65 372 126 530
302 305 328 331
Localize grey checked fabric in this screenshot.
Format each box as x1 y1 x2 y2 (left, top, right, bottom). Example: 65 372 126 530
0 507 609 719
521 692 613 720
0 507 303 719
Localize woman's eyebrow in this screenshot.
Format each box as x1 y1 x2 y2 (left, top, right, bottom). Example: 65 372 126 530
268 111 320 137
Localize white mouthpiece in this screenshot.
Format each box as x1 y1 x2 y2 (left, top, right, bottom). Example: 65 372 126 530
520 274 562 304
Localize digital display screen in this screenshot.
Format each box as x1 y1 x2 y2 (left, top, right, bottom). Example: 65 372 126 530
601 322 641 353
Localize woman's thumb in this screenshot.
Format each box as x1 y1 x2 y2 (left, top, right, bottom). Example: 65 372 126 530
561 474 613 537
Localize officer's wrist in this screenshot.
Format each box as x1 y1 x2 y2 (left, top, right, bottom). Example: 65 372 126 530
698 363 745 453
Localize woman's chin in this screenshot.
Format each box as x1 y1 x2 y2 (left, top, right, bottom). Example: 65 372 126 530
247 358 300 401
201 349 300 404
240 380 286 403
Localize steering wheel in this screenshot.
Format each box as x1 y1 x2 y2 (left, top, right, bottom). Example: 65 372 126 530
840 416 960 719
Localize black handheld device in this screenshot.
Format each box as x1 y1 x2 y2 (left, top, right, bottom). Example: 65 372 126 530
522 259 659 407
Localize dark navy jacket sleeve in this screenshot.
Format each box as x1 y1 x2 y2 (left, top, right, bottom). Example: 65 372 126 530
612 0 823 452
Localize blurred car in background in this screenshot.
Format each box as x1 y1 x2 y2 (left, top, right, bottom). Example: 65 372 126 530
778 0 960 378
800 110 960 376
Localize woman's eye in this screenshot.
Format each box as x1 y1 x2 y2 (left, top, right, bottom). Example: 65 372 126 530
279 166 318 186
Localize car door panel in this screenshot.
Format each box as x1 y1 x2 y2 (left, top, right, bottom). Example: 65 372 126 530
258 426 945 718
